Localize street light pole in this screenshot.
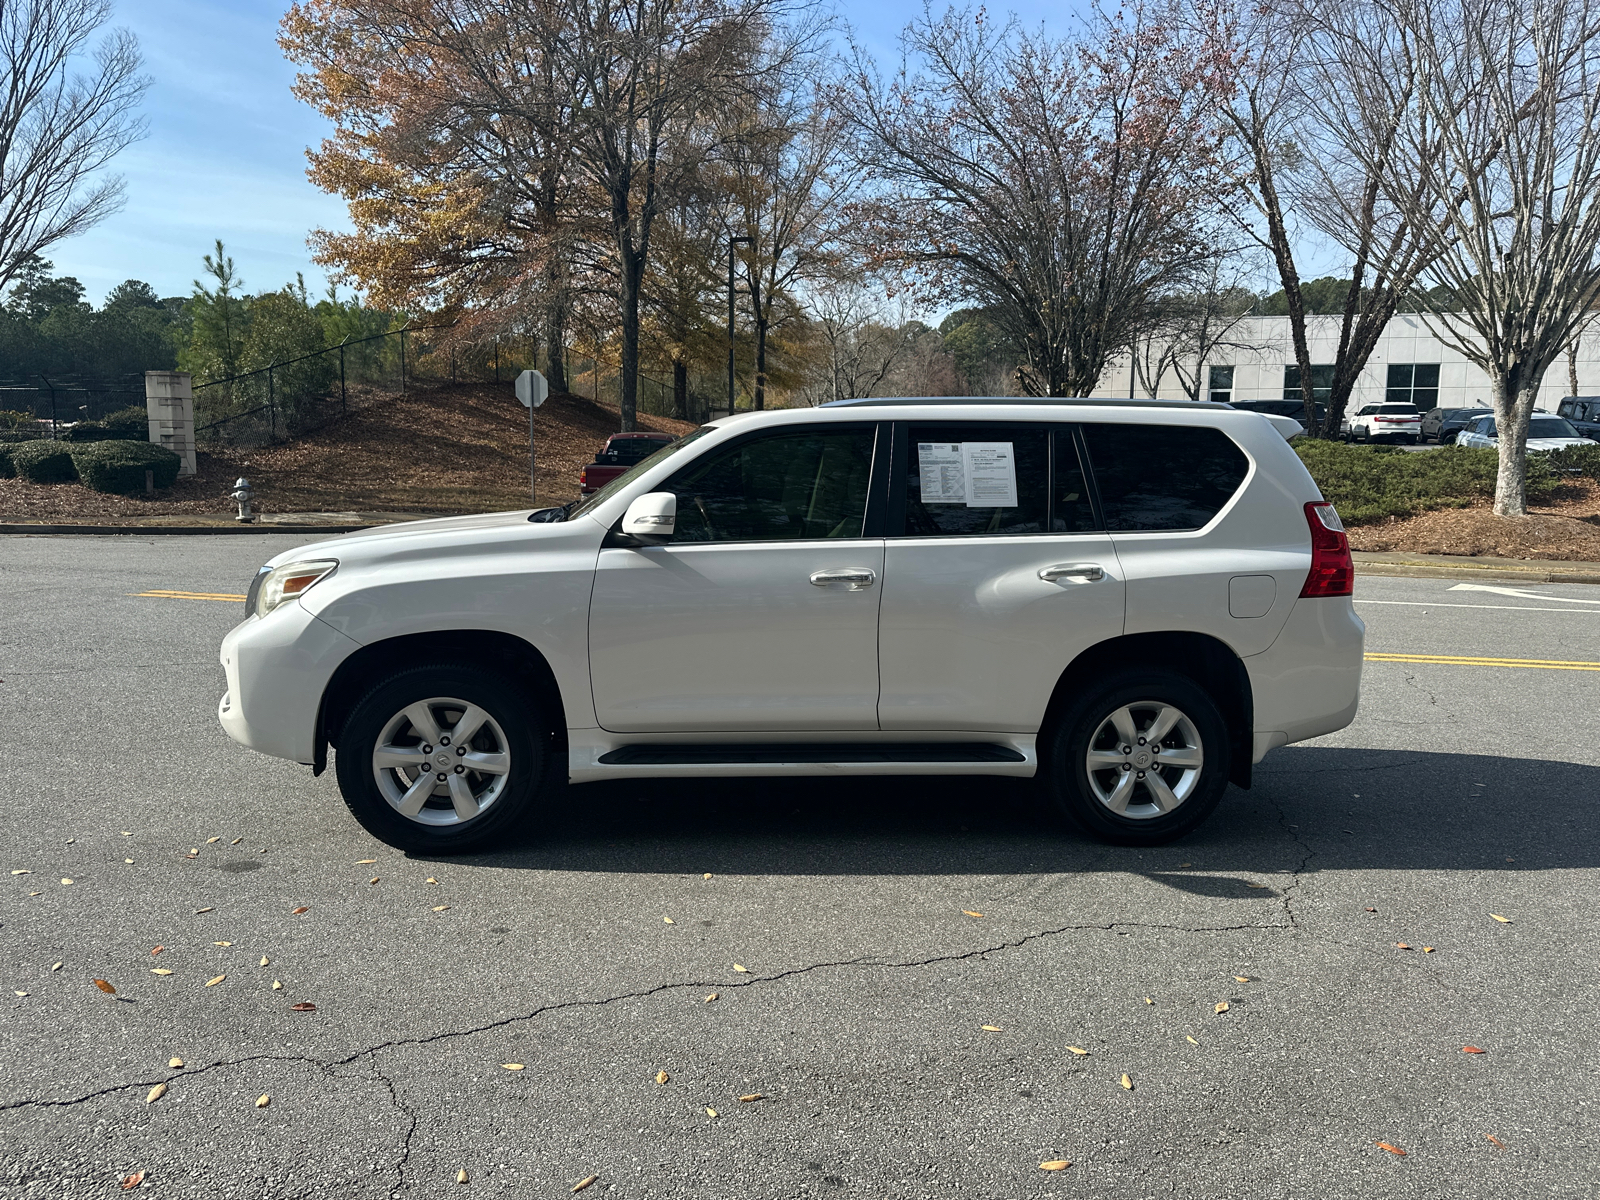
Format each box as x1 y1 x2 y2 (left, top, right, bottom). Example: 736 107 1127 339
727 235 752 418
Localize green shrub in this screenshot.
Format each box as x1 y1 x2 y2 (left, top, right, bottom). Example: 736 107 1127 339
66 406 148 443
68 440 181 493
0 443 14 478
1294 440 1559 524
1541 442 1600 480
9 440 79 484
0 409 35 430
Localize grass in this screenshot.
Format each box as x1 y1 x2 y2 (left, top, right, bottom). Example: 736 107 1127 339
1294 440 1561 525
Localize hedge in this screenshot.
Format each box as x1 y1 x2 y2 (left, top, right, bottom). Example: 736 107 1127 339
0 443 13 478
68 440 182 494
9 440 79 483
1295 440 1560 525
65 406 149 443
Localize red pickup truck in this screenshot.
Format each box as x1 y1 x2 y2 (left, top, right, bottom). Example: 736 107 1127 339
578 431 677 495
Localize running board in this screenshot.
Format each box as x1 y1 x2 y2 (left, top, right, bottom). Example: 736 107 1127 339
596 742 1027 766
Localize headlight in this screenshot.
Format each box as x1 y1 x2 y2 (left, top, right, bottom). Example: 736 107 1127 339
252 560 337 618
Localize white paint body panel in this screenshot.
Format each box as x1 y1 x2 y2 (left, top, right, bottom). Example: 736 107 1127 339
215 400 1363 784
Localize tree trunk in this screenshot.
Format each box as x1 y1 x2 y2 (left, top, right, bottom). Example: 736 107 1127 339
1570 339 1581 400
1490 374 1537 517
619 263 640 432
754 317 768 410
544 289 568 395
672 359 687 421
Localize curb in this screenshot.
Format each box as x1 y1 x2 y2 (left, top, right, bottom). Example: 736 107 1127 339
0 522 387 536
1356 562 1600 585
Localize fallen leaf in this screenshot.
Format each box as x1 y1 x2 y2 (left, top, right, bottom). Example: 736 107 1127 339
1038 1160 1071 1171
150 969 174 976
1422 946 1435 953
290 1002 317 1012
206 837 220 844
1120 1074 1133 1090
705 1107 718 1117
1376 1141 1406 1156
213 941 232 947
1485 1134 1505 1149
10 869 29 875
1186 1036 1199 1045
151 946 163 955
255 1094 270 1108
61 878 73 885
432 905 451 912
502 1063 525 1071
1365 907 1376 912
1066 1046 1089 1056
145 1083 166 1104
663 916 674 924
703 873 712 879
205 975 225 987
738 1093 764 1102
962 910 984 918
457 1168 469 1183
51 962 62 971
193 907 213 914
122 832 132 837
259 956 269 967
369 878 379 885
13 990 27 997
426 877 438 885
1462 1045 1486 1054
1177 862 1192 868
1489 914 1512 924
119 1170 145 1190
981 1025 1003 1032
272 980 282 990
732 964 749 973
1396 942 1412 950
187 850 198 857
572 1176 598 1193
1234 976 1250 983
704 993 718 1003
168 1058 183 1068
355 859 376 865
93 979 116 995
291 907 308 914
231 838 242 845
1215 1002 1230 1014
28 891 40 896
656 1070 669 1085
1143 997 1153 1005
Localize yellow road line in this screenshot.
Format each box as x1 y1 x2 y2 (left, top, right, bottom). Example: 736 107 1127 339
131 590 246 602
1366 652 1600 672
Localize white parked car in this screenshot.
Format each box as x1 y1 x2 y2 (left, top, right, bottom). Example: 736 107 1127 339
1341 403 1422 443
1454 413 1597 452
219 399 1365 852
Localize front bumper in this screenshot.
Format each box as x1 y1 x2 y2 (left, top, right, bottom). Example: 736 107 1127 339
219 602 362 763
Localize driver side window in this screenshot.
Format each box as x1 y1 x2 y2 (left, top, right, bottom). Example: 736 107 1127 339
659 427 877 543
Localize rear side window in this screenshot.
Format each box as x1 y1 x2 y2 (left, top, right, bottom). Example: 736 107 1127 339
903 424 1049 536
1081 424 1250 531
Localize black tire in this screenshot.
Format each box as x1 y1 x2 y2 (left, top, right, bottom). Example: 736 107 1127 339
333 662 548 853
1041 670 1231 846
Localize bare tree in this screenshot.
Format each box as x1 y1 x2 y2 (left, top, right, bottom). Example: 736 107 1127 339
846 2 1233 397
1568 300 1600 398
0 0 146 292
1378 0 1600 514
1131 257 1262 401
804 279 911 403
1200 0 1443 436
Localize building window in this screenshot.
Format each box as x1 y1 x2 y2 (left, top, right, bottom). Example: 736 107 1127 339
1208 365 1234 404
1386 363 1440 409
1283 364 1334 402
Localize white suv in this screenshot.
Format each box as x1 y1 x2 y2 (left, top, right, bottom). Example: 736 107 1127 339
219 399 1364 851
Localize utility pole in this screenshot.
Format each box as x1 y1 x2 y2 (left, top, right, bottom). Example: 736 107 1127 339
727 236 752 418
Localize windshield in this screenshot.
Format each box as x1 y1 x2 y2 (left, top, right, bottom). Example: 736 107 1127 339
568 427 716 520
1530 417 1579 438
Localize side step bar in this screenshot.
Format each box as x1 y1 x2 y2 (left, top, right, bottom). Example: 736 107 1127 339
597 742 1027 766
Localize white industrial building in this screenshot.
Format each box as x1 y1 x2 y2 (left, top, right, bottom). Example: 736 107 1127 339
1101 314 1600 410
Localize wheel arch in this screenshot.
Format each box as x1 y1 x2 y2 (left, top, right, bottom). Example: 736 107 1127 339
1042 631 1254 789
314 630 568 776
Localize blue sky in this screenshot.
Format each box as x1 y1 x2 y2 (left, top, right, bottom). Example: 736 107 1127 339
50 1 1091 306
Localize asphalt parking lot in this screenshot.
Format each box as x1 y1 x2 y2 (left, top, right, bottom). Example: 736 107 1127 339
3 533 1599 1200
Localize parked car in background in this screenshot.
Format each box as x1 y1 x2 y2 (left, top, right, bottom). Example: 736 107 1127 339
1556 397 1600 440
218 398 1364 855
1420 406 1493 444
578 431 677 494
1341 403 1422 444
1455 414 1598 452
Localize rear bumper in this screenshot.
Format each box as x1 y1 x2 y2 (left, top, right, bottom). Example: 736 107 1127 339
219 603 362 763
1243 596 1365 762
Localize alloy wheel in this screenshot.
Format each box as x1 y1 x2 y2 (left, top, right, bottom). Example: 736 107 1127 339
1083 701 1204 820
371 697 511 826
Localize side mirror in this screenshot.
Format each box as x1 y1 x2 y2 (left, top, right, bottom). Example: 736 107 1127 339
620 491 676 541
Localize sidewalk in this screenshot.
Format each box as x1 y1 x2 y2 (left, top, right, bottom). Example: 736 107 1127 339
0 511 443 535
1353 550 1600 584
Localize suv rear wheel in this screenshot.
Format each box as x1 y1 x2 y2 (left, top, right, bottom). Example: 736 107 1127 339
333 663 547 853
1042 670 1231 845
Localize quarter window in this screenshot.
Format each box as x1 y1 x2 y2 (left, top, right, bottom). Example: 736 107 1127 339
1080 424 1250 531
660 427 876 542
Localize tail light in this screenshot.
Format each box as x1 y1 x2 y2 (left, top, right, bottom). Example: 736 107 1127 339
1300 502 1353 597
579 466 589 488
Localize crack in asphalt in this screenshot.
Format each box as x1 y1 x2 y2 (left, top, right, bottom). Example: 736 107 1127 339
0 916 1293 1119
356 1056 418 1198
1263 793 1317 930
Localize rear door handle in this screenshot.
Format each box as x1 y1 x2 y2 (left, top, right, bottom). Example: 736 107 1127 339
1038 563 1105 582
810 568 877 590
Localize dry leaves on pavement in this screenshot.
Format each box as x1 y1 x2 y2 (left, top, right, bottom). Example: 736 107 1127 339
1489 914 1512 924
93 979 116 995
1462 1046 1486 1054
572 1175 598 1193
1038 1160 1071 1171
1376 1141 1406 1156
119 1171 145 1190
738 1094 764 1102
456 1168 469 1183
1214 1002 1229 1014
1120 1074 1133 1091
254 1095 270 1108
501 1063 525 1071
204 976 225 988
168 1058 183 1068
145 1084 166 1104
655 1071 669 1085
290 1002 317 1012
1066 1046 1089 1056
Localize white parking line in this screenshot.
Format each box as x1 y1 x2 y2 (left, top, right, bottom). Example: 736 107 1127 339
1448 582 1600 604
1355 599 1600 614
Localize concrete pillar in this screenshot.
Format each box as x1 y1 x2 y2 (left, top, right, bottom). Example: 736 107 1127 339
145 371 196 476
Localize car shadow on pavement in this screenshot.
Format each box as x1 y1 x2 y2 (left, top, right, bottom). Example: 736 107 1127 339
411 745 1600 877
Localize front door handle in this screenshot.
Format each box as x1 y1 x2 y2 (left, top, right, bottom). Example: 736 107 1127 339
810 567 877 591
1038 562 1105 583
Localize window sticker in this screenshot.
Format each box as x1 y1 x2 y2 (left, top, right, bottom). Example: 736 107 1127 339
961 442 1018 507
917 443 965 502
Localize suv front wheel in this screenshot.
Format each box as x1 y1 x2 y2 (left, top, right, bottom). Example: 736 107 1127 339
333 663 548 853
1042 670 1231 845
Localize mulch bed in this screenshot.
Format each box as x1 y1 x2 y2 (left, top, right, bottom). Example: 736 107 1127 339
1347 478 1600 560
0 385 693 522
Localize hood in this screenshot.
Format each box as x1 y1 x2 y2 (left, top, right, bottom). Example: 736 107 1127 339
262 508 544 569
1528 437 1598 451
